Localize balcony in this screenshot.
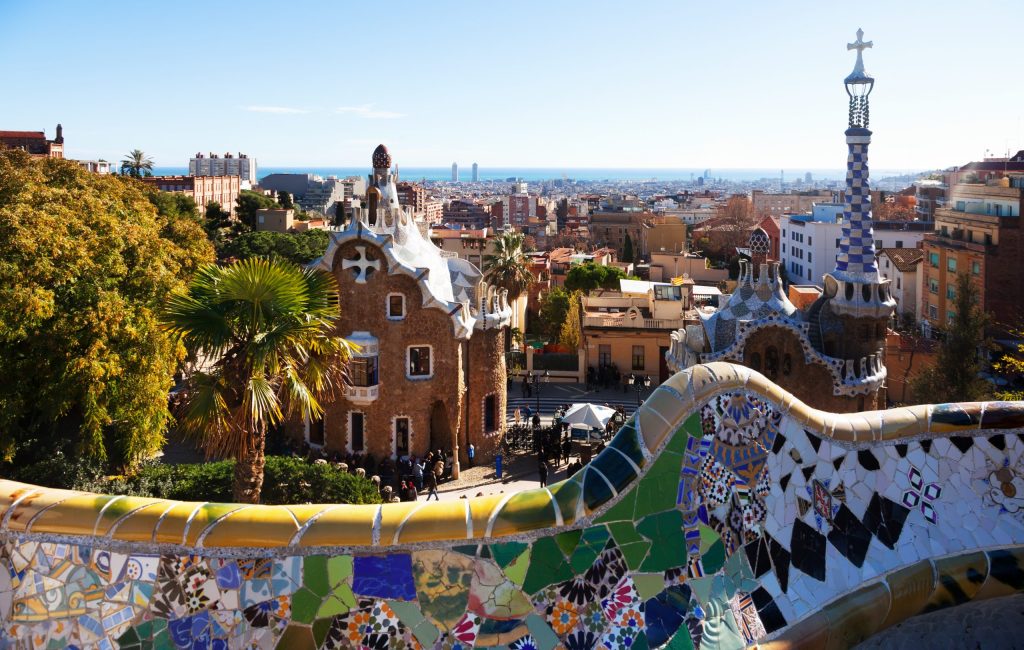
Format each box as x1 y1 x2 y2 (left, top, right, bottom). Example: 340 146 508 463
923 231 994 254
583 315 686 330
345 384 379 404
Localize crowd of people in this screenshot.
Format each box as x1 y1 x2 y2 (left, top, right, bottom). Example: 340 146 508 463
281 439 457 503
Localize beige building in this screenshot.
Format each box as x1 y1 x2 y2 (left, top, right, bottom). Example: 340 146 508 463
255 208 295 232
645 215 687 256
751 189 834 218
139 175 240 217
648 252 728 285
582 279 695 385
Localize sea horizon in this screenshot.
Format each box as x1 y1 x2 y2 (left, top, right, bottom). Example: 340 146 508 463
151 166 924 183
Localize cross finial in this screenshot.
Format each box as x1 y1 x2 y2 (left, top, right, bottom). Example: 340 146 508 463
847 28 872 54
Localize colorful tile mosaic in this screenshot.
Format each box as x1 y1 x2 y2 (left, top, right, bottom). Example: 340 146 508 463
2 362 1024 649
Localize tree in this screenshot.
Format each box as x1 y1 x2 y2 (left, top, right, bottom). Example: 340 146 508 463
993 324 1024 401
710 195 758 257
910 272 990 403
483 231 534 302
223 230 330 266
538 287 571 342
622 233 634 263
564 262 629 293
161 258 353 503
0 149 214 468
559 291 582 351
278 190 294 210
235 190 279 229
120 149 154 178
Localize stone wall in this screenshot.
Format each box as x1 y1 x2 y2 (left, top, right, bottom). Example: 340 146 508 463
3 363 1024 649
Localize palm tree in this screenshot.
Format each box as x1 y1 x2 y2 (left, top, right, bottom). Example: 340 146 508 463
120 149 154 178
161 258 352 503
483 231 534 302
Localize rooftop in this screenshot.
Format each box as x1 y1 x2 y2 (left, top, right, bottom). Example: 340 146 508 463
880 247 924 272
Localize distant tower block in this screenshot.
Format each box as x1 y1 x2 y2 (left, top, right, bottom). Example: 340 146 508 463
780 169 785 191
451 162 459 182
472 162 479 182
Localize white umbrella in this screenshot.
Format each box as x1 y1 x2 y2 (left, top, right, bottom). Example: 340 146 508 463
560 403 617 430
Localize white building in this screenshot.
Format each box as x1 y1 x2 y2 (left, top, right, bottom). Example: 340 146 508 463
877 248 924 325
781 202 927 287
189 152 257 189
451 162 459 182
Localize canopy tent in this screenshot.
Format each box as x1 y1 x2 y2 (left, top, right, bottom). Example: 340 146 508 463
560 403 617 430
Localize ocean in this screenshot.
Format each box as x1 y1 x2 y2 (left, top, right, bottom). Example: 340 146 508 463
151 166 917 183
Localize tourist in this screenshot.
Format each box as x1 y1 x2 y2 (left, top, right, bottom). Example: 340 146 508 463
412 456 424 491
562 437 572 465
406 481 419 501
467 443 475 468
424 464 440 501
538 458 549 487
521 376 530 398
514 407 521 425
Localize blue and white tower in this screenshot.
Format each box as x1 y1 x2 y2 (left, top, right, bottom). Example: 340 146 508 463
822 29 896 321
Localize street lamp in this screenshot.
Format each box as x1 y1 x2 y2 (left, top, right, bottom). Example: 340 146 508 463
630 374 652 407
531 370 550 416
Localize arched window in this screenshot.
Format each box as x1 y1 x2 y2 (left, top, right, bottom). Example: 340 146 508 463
765 347 779 380
782 353 792 376
749 352 762 371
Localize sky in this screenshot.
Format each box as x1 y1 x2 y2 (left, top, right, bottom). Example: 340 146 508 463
1 0 1021 171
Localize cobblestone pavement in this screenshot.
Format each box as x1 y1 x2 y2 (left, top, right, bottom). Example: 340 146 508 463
854 593 1024 649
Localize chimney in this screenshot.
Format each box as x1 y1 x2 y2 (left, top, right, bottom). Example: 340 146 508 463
55 123 63 144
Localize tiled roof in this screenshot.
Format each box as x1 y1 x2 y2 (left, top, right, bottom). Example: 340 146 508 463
880 247 924 273
0 130 46 139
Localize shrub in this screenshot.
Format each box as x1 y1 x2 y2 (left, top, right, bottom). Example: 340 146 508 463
8 455 380 505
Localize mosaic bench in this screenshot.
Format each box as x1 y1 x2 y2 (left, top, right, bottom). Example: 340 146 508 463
2 361 1024 649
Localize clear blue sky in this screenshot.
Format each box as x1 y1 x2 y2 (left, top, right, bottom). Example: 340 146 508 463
1 0 1020 170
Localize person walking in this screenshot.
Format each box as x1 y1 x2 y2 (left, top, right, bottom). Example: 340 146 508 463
562 437 572 465
538 458 549 488
411 456 424 492
424 464 440 501
467 443 475 468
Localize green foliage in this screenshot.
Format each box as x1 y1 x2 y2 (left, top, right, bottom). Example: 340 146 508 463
161 257 352 503
277 190 294 210
564 263 629 293
119 149 153 178
910 273 991 404
222 230 330 265
483 231 534 301
235 190 278 229
6 454 381 505
622 233 634 263
559 291 582 351
0 150 214 467
538 287 572 341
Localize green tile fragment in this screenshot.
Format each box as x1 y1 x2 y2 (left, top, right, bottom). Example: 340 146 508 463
504 548 530 586
664 627 695 650
636 509 687 572
290 587 322 624
632 631 651 650
634 450 684 519
569 526 610 573
688 576 714 604
522 537 574 595
595 486 636 524
304 555 329 596
118 627 140 646
317 595 348 619
632 573 665 601
312 618 332 647
275 624 315 650
554 530 582 556
525 613 562 650
701 539 726 575
619 541 653 570
452 544 480 557
388 599 439 647
607 521 645 547
698 524 721 554
326 555 352 587
490 541 529 568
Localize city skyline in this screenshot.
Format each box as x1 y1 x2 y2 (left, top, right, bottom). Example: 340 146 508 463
1 1 1022 170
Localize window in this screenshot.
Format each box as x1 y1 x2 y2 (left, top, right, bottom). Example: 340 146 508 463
929 279 939 294
349 412 365 452
896 276 901 290
972 261 981 275
895 240 903 248
598 344 611 366
632 345 645 371
394 417 410 457
929 252 939 267
947 258 957 272
782 243 786 254
928 304 938 319
387 293 405 320
308 416 325 446
484 394 497 433
885 259 890 269
836 238 841 248
808 236 812 245
946 286 955 300
947 311 956 325
350 356 378 387
807 252 812 263
407 346 432 378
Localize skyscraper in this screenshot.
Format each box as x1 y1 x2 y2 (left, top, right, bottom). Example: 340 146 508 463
451 162 459 182
472 162 479 182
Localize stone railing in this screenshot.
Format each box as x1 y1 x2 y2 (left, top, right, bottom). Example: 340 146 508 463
2 362 1024 648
